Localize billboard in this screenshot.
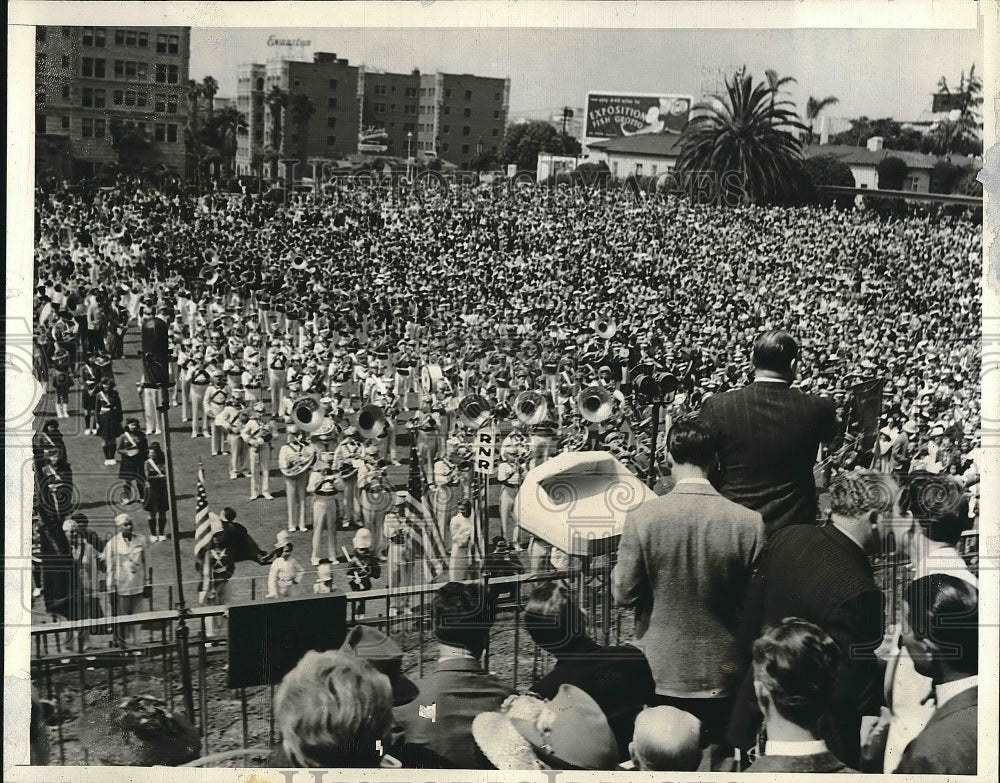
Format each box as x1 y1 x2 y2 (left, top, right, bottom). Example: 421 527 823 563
584 93 693 144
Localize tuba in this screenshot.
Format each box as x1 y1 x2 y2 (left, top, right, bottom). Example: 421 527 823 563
513 390 548 427
578 385 614 423
457 394 492 429
594 317 617 341
356 405 387 439
291 394 325 433
204 247 221 267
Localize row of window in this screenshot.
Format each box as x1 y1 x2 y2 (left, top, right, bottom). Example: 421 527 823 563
78 27 181 53
37 113 179 144
371 102 418 115
76 58 179 83
371 85 420 98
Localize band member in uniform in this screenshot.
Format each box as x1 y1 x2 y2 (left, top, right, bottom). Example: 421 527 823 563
307 451 341 565
138 370 160 436
334 426 364 529
80 354 105 434
383 492 414 617
496 429 530 546
199 517 233 637
359 456 392 558
48 345 74 419
175 340 193 421
345 527 381 619
279 425 316 533
413 396 439 480
117 418 149 503
208 388 230 457
431 442 461 544
227 390 250 481
267 336 290 416
95 376 124 466
240 403 275 500
144 442 170 541
188 358 212 438
242 355 263 404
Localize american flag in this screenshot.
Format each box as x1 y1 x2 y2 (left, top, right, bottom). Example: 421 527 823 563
192 460 213 573
405 444 448 583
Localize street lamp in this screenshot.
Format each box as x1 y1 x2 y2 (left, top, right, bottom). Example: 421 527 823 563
406 131 414 179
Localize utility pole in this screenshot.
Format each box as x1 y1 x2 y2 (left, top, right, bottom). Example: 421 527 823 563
561 107 574 137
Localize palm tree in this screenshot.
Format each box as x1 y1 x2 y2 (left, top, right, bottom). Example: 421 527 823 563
805 95 839 144
288 94 316 179
935 64 983 155
266 85 289 155
201 75 219 123
186 80 203 184
677 67 807 205
210 106 247 177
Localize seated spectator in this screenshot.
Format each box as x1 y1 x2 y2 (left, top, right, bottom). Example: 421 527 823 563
523 581 655 761
628 706 703 771
76 694 201 766
472 684 619 770
745 617 855 773
274 649 393 768
894 574 978 775
393 582 516 768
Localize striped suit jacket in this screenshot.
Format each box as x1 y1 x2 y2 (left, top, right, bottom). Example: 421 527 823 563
699 381 837 536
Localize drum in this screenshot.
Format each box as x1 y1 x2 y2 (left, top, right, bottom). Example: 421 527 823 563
421 363 444 394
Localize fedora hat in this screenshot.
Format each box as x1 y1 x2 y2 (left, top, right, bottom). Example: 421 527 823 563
472 684 618 771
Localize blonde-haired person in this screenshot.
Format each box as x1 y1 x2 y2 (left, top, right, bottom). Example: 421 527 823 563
274 650 396 768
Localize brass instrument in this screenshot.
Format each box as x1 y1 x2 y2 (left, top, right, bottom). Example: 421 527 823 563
204 247 221 267
291 394 325 433
312 416 338 440
289 255 313 273
357 405 387 439
594 317 617 341
578 385 614 423
458 394 492 429
281 444 317 478
513 390 547 427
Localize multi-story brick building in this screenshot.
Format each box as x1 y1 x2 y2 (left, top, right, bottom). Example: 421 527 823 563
34 25 191 179
417 72 510 168
358 66 420 159
235 52 360 177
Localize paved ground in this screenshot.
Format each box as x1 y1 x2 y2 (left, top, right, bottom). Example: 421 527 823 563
32 330 517 619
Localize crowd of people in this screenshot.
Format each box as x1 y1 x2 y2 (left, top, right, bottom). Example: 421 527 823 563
28 175 982 773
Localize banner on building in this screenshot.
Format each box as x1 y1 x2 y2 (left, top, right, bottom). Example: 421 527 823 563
474 425 497 475
584 93 693 143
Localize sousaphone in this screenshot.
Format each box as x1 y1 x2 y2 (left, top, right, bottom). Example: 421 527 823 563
513 390 547 427
577 385 614 423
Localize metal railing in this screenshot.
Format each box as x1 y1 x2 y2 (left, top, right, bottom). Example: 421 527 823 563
29 567 626 765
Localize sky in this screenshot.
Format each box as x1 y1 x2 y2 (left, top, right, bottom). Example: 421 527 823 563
190 25 983 125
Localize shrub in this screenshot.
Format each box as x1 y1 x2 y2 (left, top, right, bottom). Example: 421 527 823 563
876 156 909 191
802 155 855 209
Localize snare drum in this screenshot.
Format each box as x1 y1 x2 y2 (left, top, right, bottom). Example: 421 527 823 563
421 363 444 394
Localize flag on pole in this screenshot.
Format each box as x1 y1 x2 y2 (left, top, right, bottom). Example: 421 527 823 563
192 460 213 573
406 444 448 583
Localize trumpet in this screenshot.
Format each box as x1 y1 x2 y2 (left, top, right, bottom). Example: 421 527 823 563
291 394 325 433
356 405 387 439
458 394 492 429
578 385 614 423
513 390 548 427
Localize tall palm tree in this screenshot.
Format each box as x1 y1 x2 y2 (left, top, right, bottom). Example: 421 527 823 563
266 86 289 156
677 67 807 205
201 75 219 123
211 106 247 177
805 95 839 144
186 80 203 184
288 94 316 179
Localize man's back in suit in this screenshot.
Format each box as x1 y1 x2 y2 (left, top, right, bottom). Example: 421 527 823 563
699 382 838 535
727 524 884 767
393 657 516 769
612 482 766 699
894 687 977 775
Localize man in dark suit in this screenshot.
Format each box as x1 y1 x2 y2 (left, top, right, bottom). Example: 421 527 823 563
744 618 856 774
393 582 515 768
894 574 978 775
613 419 766 746
699 330 838 536
523 581 656 762
727 470 896 769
